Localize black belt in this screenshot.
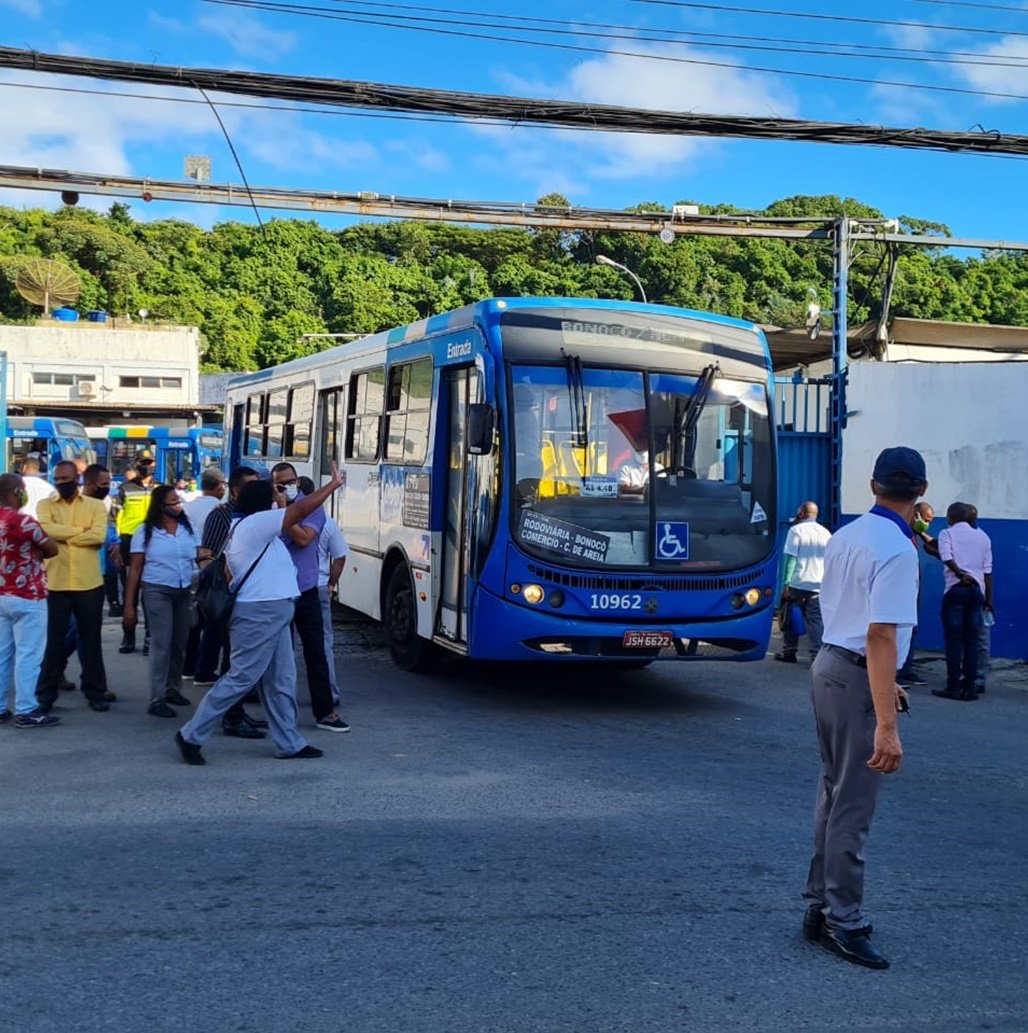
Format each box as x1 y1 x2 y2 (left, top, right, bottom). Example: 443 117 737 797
825 644 867 668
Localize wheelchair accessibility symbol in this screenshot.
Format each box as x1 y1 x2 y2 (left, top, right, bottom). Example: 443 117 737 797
656 521 690 560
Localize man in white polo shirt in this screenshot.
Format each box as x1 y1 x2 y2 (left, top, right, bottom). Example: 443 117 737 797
932 502 993 702
801 446 926 971
775 500 831 663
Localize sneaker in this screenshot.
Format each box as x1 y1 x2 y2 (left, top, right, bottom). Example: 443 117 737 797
773 652 797 664
316 713 350 733
14 709 61 728
0 709 11 723
278 745 323 759
148 700 177 718
108 605 124 618
222 720 266 740
164 689 191 707
104 690 118 703
175 731 206 766
192 675 217 687
58 676 76 692
118 634 136 655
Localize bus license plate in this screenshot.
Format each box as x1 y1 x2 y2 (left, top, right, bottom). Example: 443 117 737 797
622 630 673 649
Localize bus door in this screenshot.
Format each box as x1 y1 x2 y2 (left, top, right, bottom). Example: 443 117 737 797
438 367 482 643
316 387 344 521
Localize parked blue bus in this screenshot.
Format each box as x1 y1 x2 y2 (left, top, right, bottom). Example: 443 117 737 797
225 298 779 669
89 426 224 484
5 416 97 476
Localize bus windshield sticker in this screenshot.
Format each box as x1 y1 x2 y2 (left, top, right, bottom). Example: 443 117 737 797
751 501 767 523
402 472 431 530
518 511 610 563
655 522 690 560
581 476 618 499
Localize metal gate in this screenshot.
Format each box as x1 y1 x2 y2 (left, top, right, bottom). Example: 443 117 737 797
774 375 834 584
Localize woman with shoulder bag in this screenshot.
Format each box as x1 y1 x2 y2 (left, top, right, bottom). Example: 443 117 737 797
175 464 344 765
123 485 201 718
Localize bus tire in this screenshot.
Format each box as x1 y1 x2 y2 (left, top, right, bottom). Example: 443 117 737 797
384 563 434 671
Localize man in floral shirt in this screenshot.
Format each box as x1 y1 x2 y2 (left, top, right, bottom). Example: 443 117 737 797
0 473 59 727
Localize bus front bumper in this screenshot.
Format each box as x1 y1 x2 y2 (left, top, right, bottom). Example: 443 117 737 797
470 588 773 662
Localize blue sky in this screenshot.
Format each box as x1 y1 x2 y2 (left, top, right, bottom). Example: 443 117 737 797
2 0 1028 242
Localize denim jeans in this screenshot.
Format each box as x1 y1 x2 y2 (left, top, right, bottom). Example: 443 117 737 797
781 589 824 658
0 595 48 716
941 584 984 691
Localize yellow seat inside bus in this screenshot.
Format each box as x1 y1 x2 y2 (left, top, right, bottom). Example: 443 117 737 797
538 438 608 497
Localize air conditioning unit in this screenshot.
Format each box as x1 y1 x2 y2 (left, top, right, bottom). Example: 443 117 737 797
77 380 98 397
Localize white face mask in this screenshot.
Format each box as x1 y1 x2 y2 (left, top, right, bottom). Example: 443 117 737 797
282 483 299 502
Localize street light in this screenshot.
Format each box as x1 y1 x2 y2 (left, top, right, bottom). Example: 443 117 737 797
595 254 648 304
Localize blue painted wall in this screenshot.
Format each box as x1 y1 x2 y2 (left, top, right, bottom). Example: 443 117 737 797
841 513 1026 661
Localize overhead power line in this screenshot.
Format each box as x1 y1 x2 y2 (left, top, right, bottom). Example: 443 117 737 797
2 46 1028 157
202 0 1028 101
199 0 1028 68
630 0 1028 39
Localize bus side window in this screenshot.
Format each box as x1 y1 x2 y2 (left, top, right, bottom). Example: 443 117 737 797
384 358 432 464
285 382 315 460
345 368 384 462
318 388 343 475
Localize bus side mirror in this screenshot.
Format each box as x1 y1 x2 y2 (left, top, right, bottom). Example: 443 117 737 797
467 403 495 455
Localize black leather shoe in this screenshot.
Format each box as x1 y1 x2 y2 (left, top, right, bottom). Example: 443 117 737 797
118 634 135 654
105 690 118 703
148 700 177 718
242 711 268 729
820 926 889 969
223 720 266 740
803 906 824 942
165 689 191 707
932 688 974 701
774 652 797 663
175 731 205 766
87 699 110 712
278 745 323 760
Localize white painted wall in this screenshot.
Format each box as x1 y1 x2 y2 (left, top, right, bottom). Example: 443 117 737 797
842 362 1028 520
0 323 201 407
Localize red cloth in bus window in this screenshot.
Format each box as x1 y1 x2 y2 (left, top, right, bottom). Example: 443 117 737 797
608 409 647 452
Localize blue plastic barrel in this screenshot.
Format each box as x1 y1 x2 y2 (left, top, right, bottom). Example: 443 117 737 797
51 307 79 321
86 310 108 323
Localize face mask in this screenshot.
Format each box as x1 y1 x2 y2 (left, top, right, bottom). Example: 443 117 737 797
55 482 78 500
282 484 299 502
164 504 184 517
94 486 111 501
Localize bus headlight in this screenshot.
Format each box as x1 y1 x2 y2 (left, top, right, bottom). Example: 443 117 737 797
744 588 762 607
547 590 565 608
730 593 744 610
522 584 545 605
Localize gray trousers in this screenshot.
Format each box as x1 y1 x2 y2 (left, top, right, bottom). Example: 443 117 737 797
803 646 884 931
318 585 340 705
142 584 192 705
180 599 307 757
976 623 991 690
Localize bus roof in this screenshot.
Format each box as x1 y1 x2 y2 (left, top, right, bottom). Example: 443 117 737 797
6 416 91 438
225 297 767 391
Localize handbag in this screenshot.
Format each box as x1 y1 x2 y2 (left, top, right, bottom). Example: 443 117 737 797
786 600 807 638
195 520 272 627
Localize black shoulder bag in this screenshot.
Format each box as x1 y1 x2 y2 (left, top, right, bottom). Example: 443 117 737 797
195 519 272 627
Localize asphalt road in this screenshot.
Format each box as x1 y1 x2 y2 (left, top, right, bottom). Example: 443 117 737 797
3 613 1027 1033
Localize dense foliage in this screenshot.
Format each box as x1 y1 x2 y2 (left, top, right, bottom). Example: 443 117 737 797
2 195 1026 371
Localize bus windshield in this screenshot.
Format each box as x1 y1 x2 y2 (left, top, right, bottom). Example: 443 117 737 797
511 365 775 570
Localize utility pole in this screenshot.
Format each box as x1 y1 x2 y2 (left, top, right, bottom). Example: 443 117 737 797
829 219 850 529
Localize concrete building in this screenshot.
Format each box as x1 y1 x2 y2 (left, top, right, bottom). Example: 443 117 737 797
0 319 218 427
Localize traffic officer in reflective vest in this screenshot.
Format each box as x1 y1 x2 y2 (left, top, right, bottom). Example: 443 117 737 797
115 450 157 653
802 446 926 970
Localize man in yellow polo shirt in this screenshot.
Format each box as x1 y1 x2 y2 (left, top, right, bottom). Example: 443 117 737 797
36 460 111 714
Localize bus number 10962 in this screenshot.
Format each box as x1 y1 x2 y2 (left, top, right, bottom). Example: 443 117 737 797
590 593 642 611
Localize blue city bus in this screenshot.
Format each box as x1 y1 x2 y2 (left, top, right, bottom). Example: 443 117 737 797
5 416 97 477
89 426 224 484
224 298 778 669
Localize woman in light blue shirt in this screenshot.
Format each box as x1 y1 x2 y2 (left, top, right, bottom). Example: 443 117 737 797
124 485 200 717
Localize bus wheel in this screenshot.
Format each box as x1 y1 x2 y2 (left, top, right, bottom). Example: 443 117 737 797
384 564 433 671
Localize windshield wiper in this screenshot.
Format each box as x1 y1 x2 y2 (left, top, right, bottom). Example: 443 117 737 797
560 349 589 477
675 362 720 474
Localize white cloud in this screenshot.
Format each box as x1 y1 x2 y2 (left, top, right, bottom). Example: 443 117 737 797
197 9 297 61
0 0 42 16
484 44 795 186
246 121 379 174
947 35 1028 103
385 138 451 174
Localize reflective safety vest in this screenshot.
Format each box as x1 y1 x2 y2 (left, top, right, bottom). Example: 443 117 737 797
115 484 152 536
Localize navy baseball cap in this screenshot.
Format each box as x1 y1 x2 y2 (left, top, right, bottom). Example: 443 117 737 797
873 446 926 483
